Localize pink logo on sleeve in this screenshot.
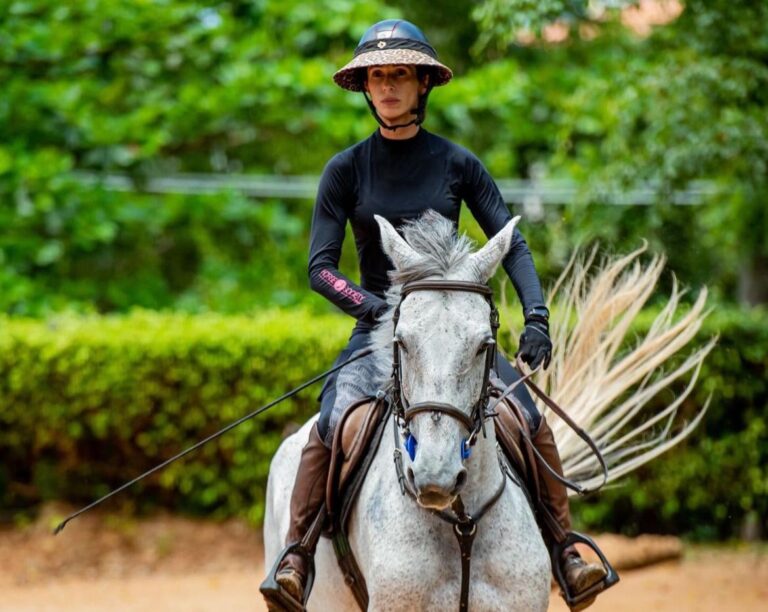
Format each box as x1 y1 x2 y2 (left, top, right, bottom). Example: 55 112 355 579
320 269 365 305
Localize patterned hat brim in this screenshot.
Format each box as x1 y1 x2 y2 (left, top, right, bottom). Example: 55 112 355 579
333 49 453 92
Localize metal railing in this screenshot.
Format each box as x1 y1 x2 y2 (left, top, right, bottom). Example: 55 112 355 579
70 171 717 207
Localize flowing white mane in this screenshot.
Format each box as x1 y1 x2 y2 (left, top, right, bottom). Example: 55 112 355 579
541 246 714 489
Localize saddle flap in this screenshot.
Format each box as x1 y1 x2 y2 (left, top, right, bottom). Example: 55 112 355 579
492 391 542 504
326 397 387 518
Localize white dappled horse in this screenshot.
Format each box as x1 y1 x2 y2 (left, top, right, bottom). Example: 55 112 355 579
264 211 711 611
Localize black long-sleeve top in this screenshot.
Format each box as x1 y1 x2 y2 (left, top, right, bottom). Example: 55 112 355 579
308 128 546 333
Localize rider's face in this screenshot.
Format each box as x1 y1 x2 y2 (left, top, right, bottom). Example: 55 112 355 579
364 65 427 127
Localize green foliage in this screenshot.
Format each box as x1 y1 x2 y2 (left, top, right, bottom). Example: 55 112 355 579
0 0 386 171
472 0 592 49
555 47 768 276
0 0 392 315
1 306 766 539
3 0 766 313
467 0 768 302
0 309 351 523
0 182 325 314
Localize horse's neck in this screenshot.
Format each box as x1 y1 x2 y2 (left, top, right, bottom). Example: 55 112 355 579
461 425 504 511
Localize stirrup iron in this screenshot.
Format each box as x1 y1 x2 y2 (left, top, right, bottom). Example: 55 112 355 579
552 531 620 610
260 542 316 612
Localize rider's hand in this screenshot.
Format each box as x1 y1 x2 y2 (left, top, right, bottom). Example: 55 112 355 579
517 317 552 370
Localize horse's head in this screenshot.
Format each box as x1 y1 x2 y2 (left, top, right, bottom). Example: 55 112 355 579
375 211 520 510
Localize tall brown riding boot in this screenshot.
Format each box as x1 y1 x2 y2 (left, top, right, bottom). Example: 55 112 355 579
266 422 331 609
532 418 608 611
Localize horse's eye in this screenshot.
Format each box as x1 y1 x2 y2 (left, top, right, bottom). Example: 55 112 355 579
476 339 494 357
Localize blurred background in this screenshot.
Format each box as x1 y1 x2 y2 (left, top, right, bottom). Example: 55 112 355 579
0 0 766 609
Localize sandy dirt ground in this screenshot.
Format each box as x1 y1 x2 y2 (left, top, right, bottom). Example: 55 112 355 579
1 505 766 611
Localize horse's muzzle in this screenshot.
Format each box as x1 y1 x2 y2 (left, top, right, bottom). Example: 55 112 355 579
409 466 467 510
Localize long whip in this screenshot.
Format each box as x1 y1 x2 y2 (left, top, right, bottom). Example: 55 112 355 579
53 347 374 535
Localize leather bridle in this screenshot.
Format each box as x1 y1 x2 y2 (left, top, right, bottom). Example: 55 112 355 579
390 279 500 449
389 279 507 612
386 279 612 612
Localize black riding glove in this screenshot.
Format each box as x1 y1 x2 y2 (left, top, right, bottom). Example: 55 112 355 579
517 311 553 370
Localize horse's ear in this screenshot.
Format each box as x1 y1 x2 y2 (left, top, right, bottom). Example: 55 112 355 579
375 215 422 271
469 216 521 282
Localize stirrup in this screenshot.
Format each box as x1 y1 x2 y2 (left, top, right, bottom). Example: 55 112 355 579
552 532 620 610
260 542 316 612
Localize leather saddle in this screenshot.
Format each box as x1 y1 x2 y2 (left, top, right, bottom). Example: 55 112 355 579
326 396 389 526
289 391 544 611
324 387 541 534
490 382 543 506
265 381 617 612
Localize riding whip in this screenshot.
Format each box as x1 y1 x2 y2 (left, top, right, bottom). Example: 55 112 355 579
53 347 374 535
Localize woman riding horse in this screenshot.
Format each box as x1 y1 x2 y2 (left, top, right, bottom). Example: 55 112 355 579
262 19 611 611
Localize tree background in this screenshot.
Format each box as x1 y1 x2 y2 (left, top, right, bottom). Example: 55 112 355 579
1 0 766 539
3 0 766 314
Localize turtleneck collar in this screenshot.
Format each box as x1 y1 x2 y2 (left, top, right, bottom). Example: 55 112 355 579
373 127 429 150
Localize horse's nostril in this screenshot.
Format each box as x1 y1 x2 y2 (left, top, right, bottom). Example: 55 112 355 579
407 467 415 484
454 469 467 493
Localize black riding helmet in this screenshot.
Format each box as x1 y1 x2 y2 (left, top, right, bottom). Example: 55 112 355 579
334 20 453 131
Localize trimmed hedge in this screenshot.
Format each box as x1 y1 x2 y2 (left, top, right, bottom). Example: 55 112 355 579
0 310 350 524
0 307 766 538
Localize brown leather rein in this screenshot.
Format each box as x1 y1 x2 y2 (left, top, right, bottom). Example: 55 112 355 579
492 356 609 495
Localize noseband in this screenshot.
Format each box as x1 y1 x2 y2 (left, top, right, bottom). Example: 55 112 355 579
390 280 500 452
